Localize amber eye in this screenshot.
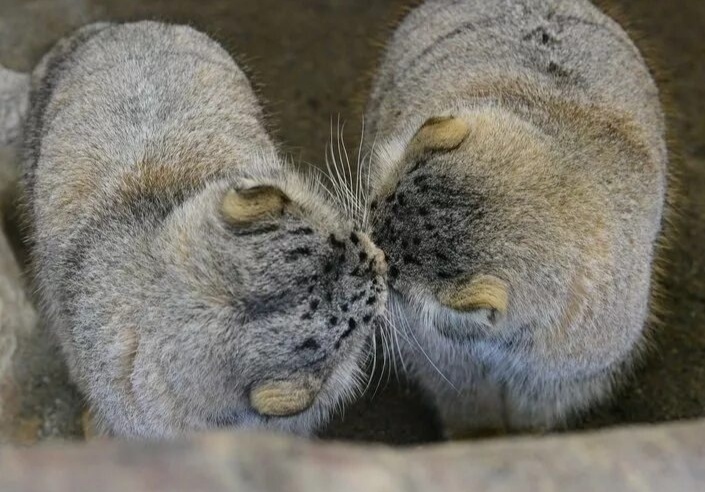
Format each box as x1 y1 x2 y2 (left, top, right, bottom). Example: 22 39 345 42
220 186 289 225
439 274 508 317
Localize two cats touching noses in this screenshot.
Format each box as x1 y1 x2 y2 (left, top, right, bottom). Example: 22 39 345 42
1 0 668 439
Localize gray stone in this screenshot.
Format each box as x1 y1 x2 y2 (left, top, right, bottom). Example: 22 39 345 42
0 68 28 147
0 420 704 491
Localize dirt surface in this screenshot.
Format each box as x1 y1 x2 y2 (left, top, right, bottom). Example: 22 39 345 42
0 0 703 445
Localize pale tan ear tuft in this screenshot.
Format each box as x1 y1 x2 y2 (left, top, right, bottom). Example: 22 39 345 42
249 380 318 417
221 186 289 224
411 116 470 152
439 274 508 318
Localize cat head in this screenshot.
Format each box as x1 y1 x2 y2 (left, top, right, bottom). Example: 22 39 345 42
93 156 387 437
365 107 618 346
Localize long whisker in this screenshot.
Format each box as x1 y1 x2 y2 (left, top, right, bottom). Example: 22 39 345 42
361 327 378 398
339 121 354 208
308 164 341 204
338 119 362 221
382 312 404 383
382 318 396 388
371 322 390 398
355 117 372 231
395 298 459 393
328 116 358 221
335 116 352 218
325 120 347 214
364 128 381 230
356 118 365 227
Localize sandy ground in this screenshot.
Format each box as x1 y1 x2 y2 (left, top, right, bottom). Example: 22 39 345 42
0 0 702 444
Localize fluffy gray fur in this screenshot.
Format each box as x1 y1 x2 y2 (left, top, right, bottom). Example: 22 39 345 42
364 0 667 436
16 21 387 438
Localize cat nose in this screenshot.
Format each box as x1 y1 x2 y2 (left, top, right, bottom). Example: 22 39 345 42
249 377 322 417
370 247 387 276
357 232 388 276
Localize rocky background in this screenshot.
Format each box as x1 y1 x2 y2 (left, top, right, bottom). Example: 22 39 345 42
0 0 703 446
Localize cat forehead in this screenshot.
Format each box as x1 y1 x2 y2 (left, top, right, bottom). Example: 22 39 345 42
370 107 553 195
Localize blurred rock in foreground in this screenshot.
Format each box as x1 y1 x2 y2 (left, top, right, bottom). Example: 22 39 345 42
1 419 704 492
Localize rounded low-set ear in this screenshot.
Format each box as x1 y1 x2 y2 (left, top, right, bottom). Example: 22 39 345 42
249 379 319 417
439 274 508 324
220 185 289 224
410 116 470 153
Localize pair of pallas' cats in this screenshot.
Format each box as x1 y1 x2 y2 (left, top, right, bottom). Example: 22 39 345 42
5 0 667 438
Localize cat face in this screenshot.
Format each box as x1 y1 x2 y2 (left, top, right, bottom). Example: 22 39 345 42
95 166 387 437
367 111 609 346
370 148 513 342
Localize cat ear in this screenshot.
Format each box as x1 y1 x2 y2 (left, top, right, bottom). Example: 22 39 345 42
439 274 508 325
220 185 289 224
410 116 470 153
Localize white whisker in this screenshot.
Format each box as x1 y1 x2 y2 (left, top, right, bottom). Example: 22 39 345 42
361 329 378 397
372 323 389 398
363 128 381 230
395 298 459 393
